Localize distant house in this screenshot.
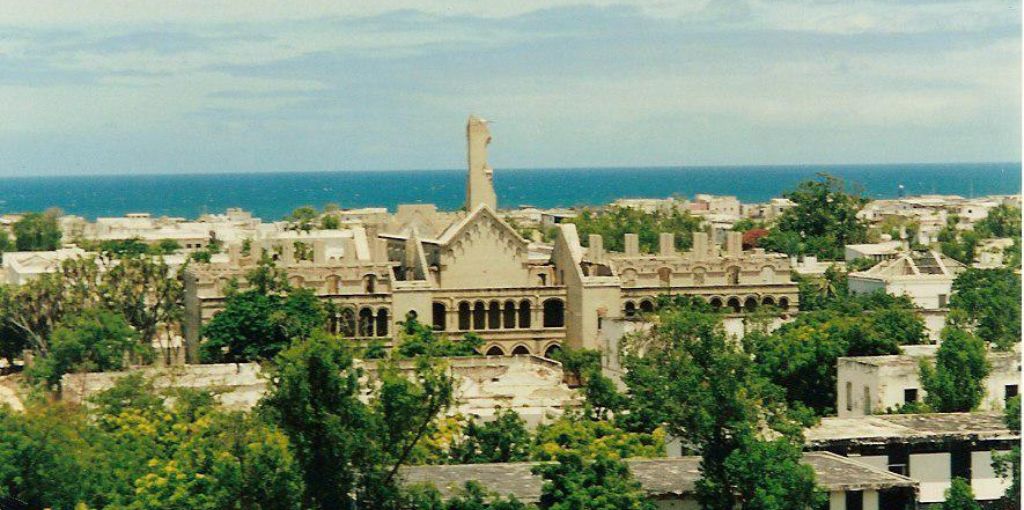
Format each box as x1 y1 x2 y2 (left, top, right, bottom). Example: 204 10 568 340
806 412 1017 506
401 452 918 510
845 241 904 264
2 247 88 285
836 345 1021 418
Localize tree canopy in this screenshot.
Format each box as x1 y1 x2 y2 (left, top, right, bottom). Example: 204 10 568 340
760 174 868 260
948 268 1021 350
12 210 62 252
920 326 990 413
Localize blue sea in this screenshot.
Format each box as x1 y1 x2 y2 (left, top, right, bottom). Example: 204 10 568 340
0 163 1019 220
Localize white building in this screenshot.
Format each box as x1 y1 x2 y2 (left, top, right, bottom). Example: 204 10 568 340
2 247 88 285
837 345 1021 418
845 241 904 264
807 412 1017 505
847 251 964 311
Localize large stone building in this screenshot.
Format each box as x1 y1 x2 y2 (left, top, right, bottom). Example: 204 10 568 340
183 116 799 360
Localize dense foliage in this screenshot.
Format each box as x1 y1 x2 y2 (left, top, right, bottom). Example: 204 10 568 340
919 326 990 413
992 396 1020 509
747 291 923 415
0 375 303 510
568 206 703 253
759 174 868 260
201 257 326 363
27 308 144 389
12 210 63 251
948 268 1021 350
533 451 655 510
621 306 823 510
940 478 981 510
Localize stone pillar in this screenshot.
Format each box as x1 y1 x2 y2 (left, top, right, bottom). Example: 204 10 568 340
313 240 326 264
281 242 295 265
659 233 675 256
624 234 639 256
588 234 604 261
466 115 498 211
726 231 742 257
228 243 240 264
692 232 708 260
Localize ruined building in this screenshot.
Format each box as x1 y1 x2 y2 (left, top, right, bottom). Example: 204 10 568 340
183 116 799 361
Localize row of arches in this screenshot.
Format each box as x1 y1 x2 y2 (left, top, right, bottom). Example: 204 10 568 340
483 343 562 358
327 307 389 338
432 298 566 331
623 295 790 317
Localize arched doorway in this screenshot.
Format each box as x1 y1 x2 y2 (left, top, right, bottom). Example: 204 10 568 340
375 308 389 337
458 302 471 330
503 301 516 329
511 345 531 355
639 300 655 314
544 344 562 359
487 301 501 329
486 345 505 356
472 301 486 330
744 297 758 312
726 297 741 313
518 300 532 328
358 307 374 337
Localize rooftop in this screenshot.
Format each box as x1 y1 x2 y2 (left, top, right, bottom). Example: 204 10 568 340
807 412 1015 446
400 452 916 502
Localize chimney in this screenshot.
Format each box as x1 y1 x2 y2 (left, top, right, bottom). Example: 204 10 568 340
588 234 604 260
659 233 675 256
726 231 742 257
624 233 639 256
692 232 708 260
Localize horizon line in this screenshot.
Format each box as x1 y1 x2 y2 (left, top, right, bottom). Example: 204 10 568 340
0 160 1020 180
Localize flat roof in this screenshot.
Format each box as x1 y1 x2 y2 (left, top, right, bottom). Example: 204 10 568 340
807 413 1015 446
400 452 916 502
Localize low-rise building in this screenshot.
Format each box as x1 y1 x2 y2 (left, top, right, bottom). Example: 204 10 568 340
806 412 1017 505
836 345 1021 418
2 247 88 285
845 241 905 264
401 452 918 510
847 251 965 311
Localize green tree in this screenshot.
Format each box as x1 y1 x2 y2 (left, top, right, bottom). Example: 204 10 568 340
993 396 1020 509
920 327 990 412
259 332 454 510
760 174 868 260
533 450 654 510
321 214 341 230
940 478 981 510
448 408 532 464
13 210 62 251
975 205 1021 239
949 268 1021 350
396 318 483 358
28 308 145 389
287 206 319 232
531 414 664 461
621 307 821 510
201 287 325 363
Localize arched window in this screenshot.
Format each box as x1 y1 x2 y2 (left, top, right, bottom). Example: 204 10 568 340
727 297 741 313
518 300 532 328
375 308 389 337
761 296 776 307
779 297 790 310
458 302 471 330
486 345 505 356
363 274 377 293
503 301 516 329
512 345 531 355
544 344 562 359
543 299 565 328
432 303 447 331
487 301 501 330
472 301 486 330
624 301 637 318
744 297 758 312
639 300 655 314
709 297 723 309
358 308 375 337
339 308 356 337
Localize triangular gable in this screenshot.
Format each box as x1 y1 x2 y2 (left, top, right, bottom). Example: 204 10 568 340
437 204 528 250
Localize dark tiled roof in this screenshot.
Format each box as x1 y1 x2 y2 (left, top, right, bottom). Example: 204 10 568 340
400 452 916 502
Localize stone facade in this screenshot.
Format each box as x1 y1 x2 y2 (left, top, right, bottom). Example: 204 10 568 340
183 115 799 360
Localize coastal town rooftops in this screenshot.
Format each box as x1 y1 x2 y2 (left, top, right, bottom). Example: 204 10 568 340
400 452 916 502
806 413 1015 446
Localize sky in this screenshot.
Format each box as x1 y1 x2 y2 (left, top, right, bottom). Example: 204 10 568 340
0 1 1020 177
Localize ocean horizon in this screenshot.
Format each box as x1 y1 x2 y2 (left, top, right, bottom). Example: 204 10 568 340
0 162 1019 221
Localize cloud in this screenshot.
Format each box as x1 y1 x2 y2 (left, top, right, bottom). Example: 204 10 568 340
0 1 1018 175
